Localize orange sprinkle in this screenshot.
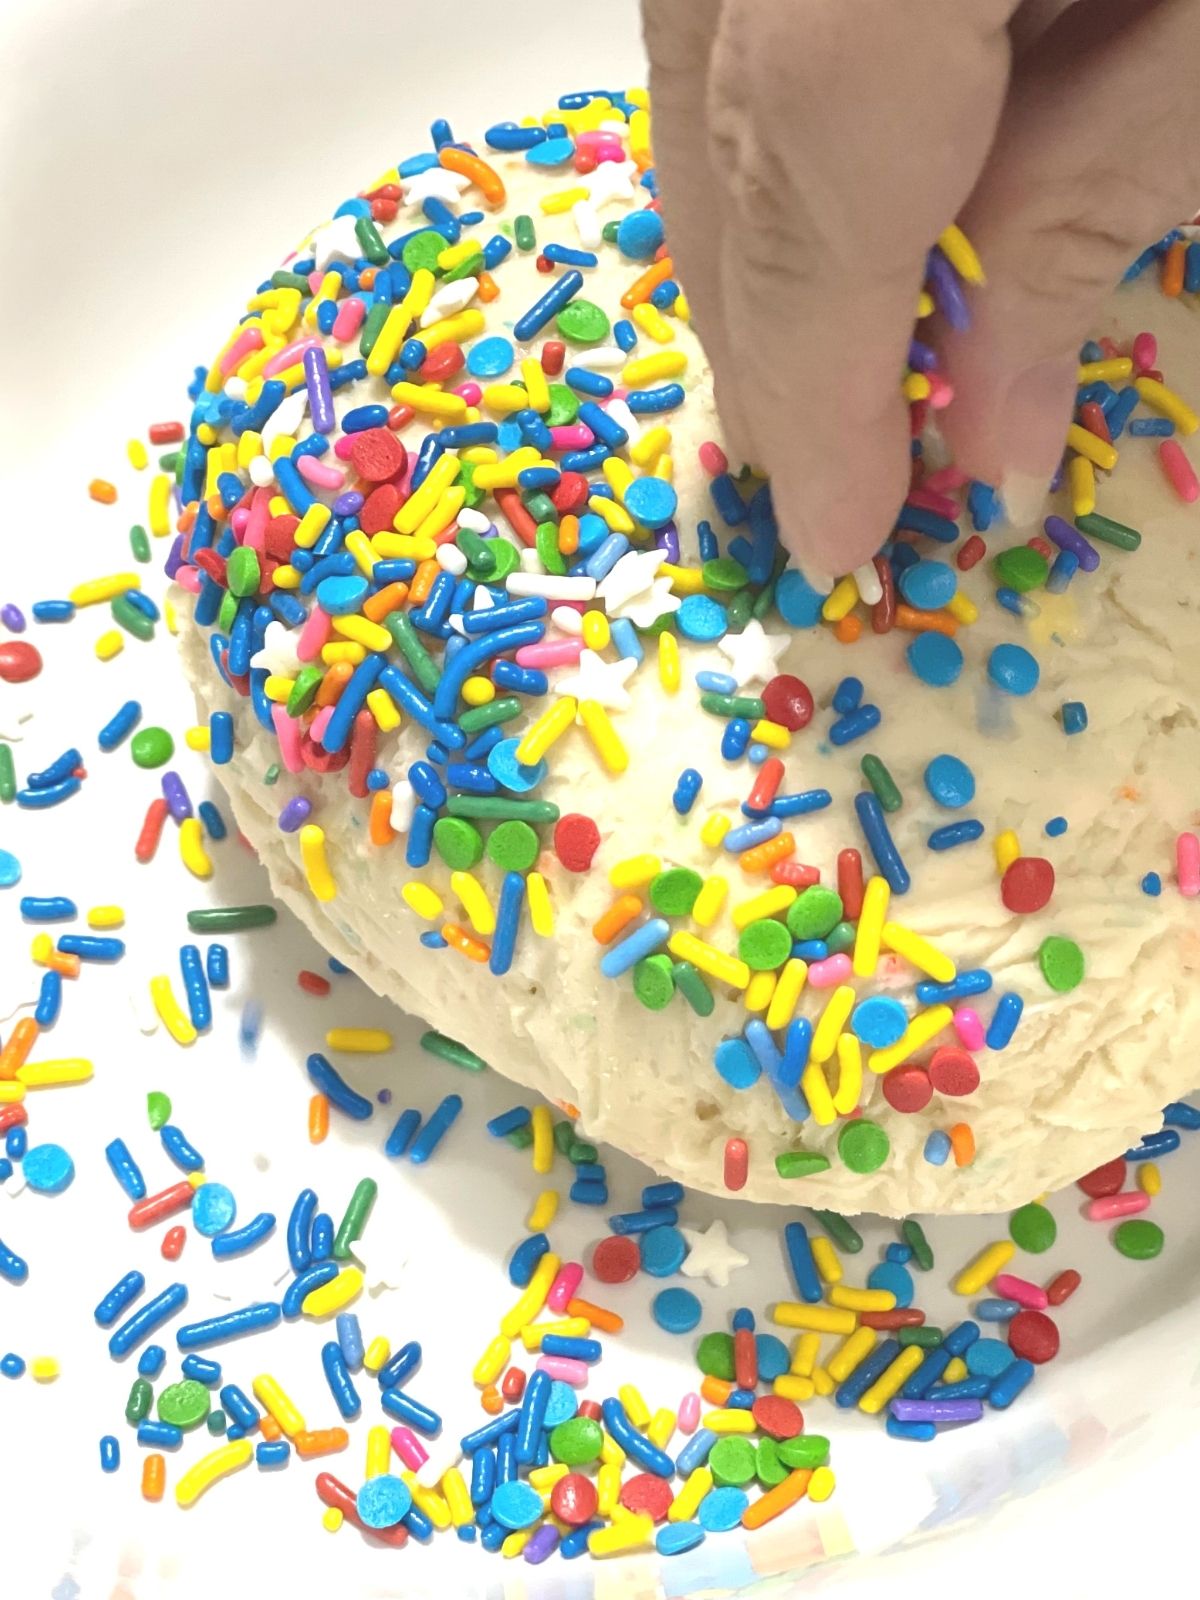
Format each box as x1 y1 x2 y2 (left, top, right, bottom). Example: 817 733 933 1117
481 1385 503 1415
592 894 643 945
1162 238 1187 298
258 1415 283 1442
34 946 82 978
741 1468 812 1530
740 832 796 874
894 604 958 637
700 1375 734 1407
141 1453 166 1502
408 559 439 607
177 504 197 534
442 923 491 963
566 1297 624 1335
206 493 228 522
359 267 377 291
477 270 500 303
558 514 580 557
949 1122 975 1167
369 790 394 847
315 661 353 708
293 1428 349 1458
834 613 863 644
0 1016 38 1080
308 1093 330 1144
439 146 506 207
362 581 409 622
620 257 675 310
89 478 118 504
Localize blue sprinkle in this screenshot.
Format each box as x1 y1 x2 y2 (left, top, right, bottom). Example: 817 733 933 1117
1045 816 1068 837
866 1260 914 1308
928 820 985 851
677 594 728 642
923 1131 952 1166
851 996 908 1049
465 335 515 379
623 477 678 531
924 754 975 809
713 1038 761 1090
22 1143 74 1195
898 559 956 610
985 992 1023 1051
988 643 1040 696
524 136 575 168
616 209 665 261
965 1338 1015 1379
907 631 963 687
191 1183 237 1237
698 1486 750 1533
639 1225 688 1277
1142 872 1163 896
1061 701 1088 735
774 569 826 628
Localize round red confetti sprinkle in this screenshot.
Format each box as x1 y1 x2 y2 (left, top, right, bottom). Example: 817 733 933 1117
927 1046 980 1098
1076 1157 1126 1198
881 1064 933 1113
554 813 600 873
360 483 403 534
619 1472 673 1522
1000 857 1055 914
552 1472 598 1526
551 471 589 514
0 641 42 684
501 1366 526 1402
750 1395 803 1439
761 675 813 732
419 342 465 383
591 1234 640 1285
264 514 300 560
161 1225 186 1261
298 970 331 997
1007 1309 1059 1363
351 428 406 483
1046 1268 1081 1306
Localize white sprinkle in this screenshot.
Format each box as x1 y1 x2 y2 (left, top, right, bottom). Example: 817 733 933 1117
420 278 479 325
506 574 598 602
262 388 309 451
456 507 493 533
436 544 468 576
550 605 584 636
389 779 416 834
605 397 640 445
853 561 883 605
224 376 248 402
248 455 275 488
569 346 626 372
572 200 603 250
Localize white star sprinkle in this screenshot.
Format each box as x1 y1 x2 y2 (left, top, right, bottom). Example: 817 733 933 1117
596 548 664 615
717 618 790 689
617 576 681 630
554 649 639 712
307 214 362 271
420 278 480 326
401 169 471 209
250 621 302 677
585 159 639 209
679 1218 750 1288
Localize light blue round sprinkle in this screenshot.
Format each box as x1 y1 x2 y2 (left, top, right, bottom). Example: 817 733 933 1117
491 1479 544 1530
640 1224 688 1278
356 1474 413 1529
677 594 728 643
965 1338 1015 1379
487 738 548 794
652 1286 702 1334
617 209 665 261
906 632 963 687
755 1334 790 1381
624 477 678 530
886 1243 913 1265
713 1038 761 1090
924 754 976 809
0 849 21 888
923 1130 952 1166
22 1143 74 1195
526 137 576 167
774 569 825 628
851 996 908 1049
698 1486 750 1532
866 1260 914 1308
191 1182 237 1237
466 336 515 379
315 575 369 616
543 1379 578 1427
898 559 956 611
657 1521 705 1556
988 643 1040 696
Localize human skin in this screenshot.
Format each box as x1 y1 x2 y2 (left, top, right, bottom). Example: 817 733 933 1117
643 0 1200 577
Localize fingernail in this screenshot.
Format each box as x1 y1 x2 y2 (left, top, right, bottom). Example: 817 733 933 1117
998 353 1078 523
999 469 1050 527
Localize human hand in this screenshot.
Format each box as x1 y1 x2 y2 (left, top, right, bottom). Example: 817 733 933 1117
643 0 1200 580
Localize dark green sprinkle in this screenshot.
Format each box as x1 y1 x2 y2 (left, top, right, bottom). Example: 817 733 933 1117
568 1140 598 1164
264 764 280 786
700 692 765 720
507 1125 535 1150
354 215 390 265
159 451 181 472
0 743 16 804
901 1218 934 1270
286 664 324 717
810 1209 864 1253
601 220 620 244
446 796 559 824
186 905 277 933
898 1326 943 1348
752 581 776 620
271 270 311 292
458 697 522 736
469 538 518 584
359 300 390 359
825 921 856 956
672 961 715 1017
553 1119 575 1156
633 953 676 1010
333 1177 377 1260
420 1030 488 1072
207 1409 227 1435
456 528 496 575
125 1378 153 1424
111 593 156 641
129 525 151 562
1075 511 1141 551
535 522 567 576
775 1152 832 1179
524 493 558 526
725 591 754 633
514 214 537 252
385 614 441 695
861 753 902 813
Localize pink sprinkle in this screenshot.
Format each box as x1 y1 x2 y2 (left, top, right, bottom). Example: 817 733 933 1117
455 381 483 406
926 373 954 410
333 433 356 461
677 1392 700 1434
536 1355 588 1386
549 424 595 451
698 441 728 477
309 705 335 746
219 325 265 377
1084 1190 1149 1222
993 1272 1049 1310
263 336 321 378
174 565 202 596
331 296 367 343
243 488 270 553
229 506 251 538
547 1262 584 1314
515 639 582 669
271 706 304 773
922 465 970 493
1177 832 1200 897
807 953 851 989
1131 331 1157 374
297 454 346 491
1159 439 1199 504
953 1006 986 1051
297 605 332 662
904 487 959 519
389 1426 427 1471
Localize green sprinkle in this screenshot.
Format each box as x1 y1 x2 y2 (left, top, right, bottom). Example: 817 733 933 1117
0 743 16 804
548 1416 603 1466
333 1177 377 1260
514 214 537 252
754 1436 789 1487
125 1377 153 1424
898 1325 943 1348
524 492 558 526
459 697 522 736
217 589 238 632
709 1436 756 1487
263 764 280 786
775 1151 832 1180
701 557 749 592
472 538 519 583
672 961 715 1017
901 1218 934 1270
992 547 1049 592
354 214 390 265
359 300 390 359
420 1030 488 1072
861 753 902 812
535 521 567 576
633 953 675 1010
725 591 754 633
443 247 484 285
1038 935 1084 993
458 459 486 509
111 593 155 642
601 219 620 244
553 1119 575 1156
157 1379 211 1429
1075 511 1142 551
544 384 580 427
401 229 447 274
696 1331 735 1379
777 1435 830 1469
810 1210 864 1253
129 525 151 562
507 1125 535 1150
207 1409 227 1435
186 905 277 933
486 819 540 872
433 817 484 869
700 692 765 720
226 547 261 599
271 269 311 292
752 580 777 620
130 727 174 769
1009 1202 1057 1254
147 1091 171 1131
385 614 441 695
1113 1218 1163 1259
738 918 792 971
825 920 856 956
838 1119 890 1174
286 664 324 717
446 796 559 824
556 298 610 343
568 1140 598 1164
456 528 496 575
648 867 703 917
785 886 843 941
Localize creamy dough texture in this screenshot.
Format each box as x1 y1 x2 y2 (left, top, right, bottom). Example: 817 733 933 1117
175 114 1200 1215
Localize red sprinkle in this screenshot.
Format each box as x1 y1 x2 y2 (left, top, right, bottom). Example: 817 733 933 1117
1076 1157 1126 1198
576 1399 603 1422
541 340 566 376
770 861 821 889
1078 401 1112 445
751 1395 803 1439
733 1326 758 1389
745 758 784 814
1007 1309 1060 1364
723 1137 748 1191
554 814 600 873
359 483 404 534
161 1225 186 1261
871 554 897 635
860 1308 926 1329
128 1180 194 1230
0 641 43 684
148 422 185 444
500 1366 526 1403
350 428 406 483
134 798 171 864
619 1472 673 1522
881 1064 933 1113
0 1105 30 1135
298 971 331 996
761 675 813 732
315 1473 408 1546
1000 857 1055 914
837 849 865 920
957 534 986 571
927 1046 980 1098
552 1472 598 1525
1045 1268 1081 1306
591 1234 640 1285
419 342 465 383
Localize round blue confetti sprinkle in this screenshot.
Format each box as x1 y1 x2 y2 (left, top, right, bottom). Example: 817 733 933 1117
866 1260 914 1308
755 1334 790 1381
852 996 909 1049
315 575 369 615
657 1522 705 1556
965 1338 1015 1379
1 1353 26 1378
465 335 515 379
988 643 1040 696
677 594 728 643
906 631 963 687
923 1130 952 1165
623 477 678 530
543 1379 579 1427
355 1474 413 1529
0 849 21 888
1142 872 1163 896
22 1143 74 1195
698 1485 750 1532
616 209 665 261
652 1286 702 1334
639 1224 688 1277
774 569 826 629
191 1182 237 1237
898 559 956 611
491 1479 544 1529
487 738 548 794
924 754 976 809
1045 817 1068 837
713 1038 761 1090
525 136 575 168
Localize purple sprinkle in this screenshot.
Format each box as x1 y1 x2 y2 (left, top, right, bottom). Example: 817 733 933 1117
1048 457 1066 494
907 338 937 374
925 247 971 333
278 796 312 833
1 604 26 633
1042 514 1100 572
890 1398 983 1424
163 535 186 580
377 1088 392 1105
303 346 336 436
654 521 680 564
161 771 193 822
523 1523 561 1565
333 491 364 518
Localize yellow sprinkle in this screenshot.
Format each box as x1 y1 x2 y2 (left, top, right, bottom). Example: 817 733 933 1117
366 687 401 733
609 853 660 889
811 985 856 1064
70 573 143 608
994 829 1021 875
1078 357 1133 384
618 1382 651 1429
393 453 459 534
185 723 212 749
363 1337 390 1374
647 1407 676 1450
772 1303 857 1335
321 642 365 667
500 1252 560 1338
880 922 956 983
916 291 935 319
827 1326 876 1383
527 1188 559 1232
829 1285 896 1313
149 474 172 537
94 631 124 661
371 533 437 561
461 675 495 708
448 870 496 936
853 876 890 976
126 437 148 470
868 1004 953 1075
325 1028 392 1053
732 884 795 931
587 493 635 534
581 609 610 650
472 1334 510 1387
329 612 390 653
578 699 628 773
365 1424 391 1479
670 1466 713 1522
402 883 443 921
801 1059 837 1126
252 1375 306 1436
520 1316 590 1350
631 424 671 467
540 185 590 214
322 1508 343 1532
632 301 675 343
902 372 931 403
302 1267 363 1318
700 813 732 849
0 1083 27 1105
832 1032 863 1116
1139 1162 1161 1196
299 824 337 902
472 447 542 490
270 568 300 592
937 223 985 285
1134 375 1199 435
622 350 687 387
667 932 750 989
808 1465 837 1503
150 976 196 1046
658 629 681 694
772 1374 815 1401
790 1331 823 1377
692 875 729 928
440 1466 476 1529
743 971 776 1014
764 958 808 1030
500 1529 532 1559
267 434 296 463
87 905 125 929
343 529 376 578
176 817 212 881
1068 454 1096 518
526 872 554 937
750 718 791 750
945 590 978 625
1066 422 1118 472
658 562 706 595
236 428 263 469
604 461 635 511
164 599 178 635
953 1239 1015 1296
518 356 550 414
811 1237 842 1287
811 1366 835 1398
294 501 332 550
821 575 859 622
17 1058 93 1088
530 1104 555 1176
703 1408 757 1435
595 1460 622 1517
175 1440 253 1507
29 1355 59 1381
417 310 486 351
515 696 577 766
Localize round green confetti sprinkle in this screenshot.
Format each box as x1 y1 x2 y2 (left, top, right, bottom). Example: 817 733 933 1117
786 886 843 942
754 1436 789 1487
696 1331 735 1380
701 557 750 592
838 1119 890 1174
556 298 610 343
147 1091 171 1131
544 384 580 427
157 1379 211 1429
633 953 676 1011
992 547 1049 592
1038 935 1084 993
130 727 174 769
775 1151 832 1180
486 820 539 872
1009 1202 1057 1254
737 918 792 972
549 1416 603 1465
1113 1218 1163 1259
469 538 519 585
226 547 261 598
534 521 567 577
401 230 447 274
901 1218 934 1270
648 867 704 917
433 817 483 870
709 1436 757 1487
812 1210 864 1253
778 1435 830 1470
286 664 323 717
